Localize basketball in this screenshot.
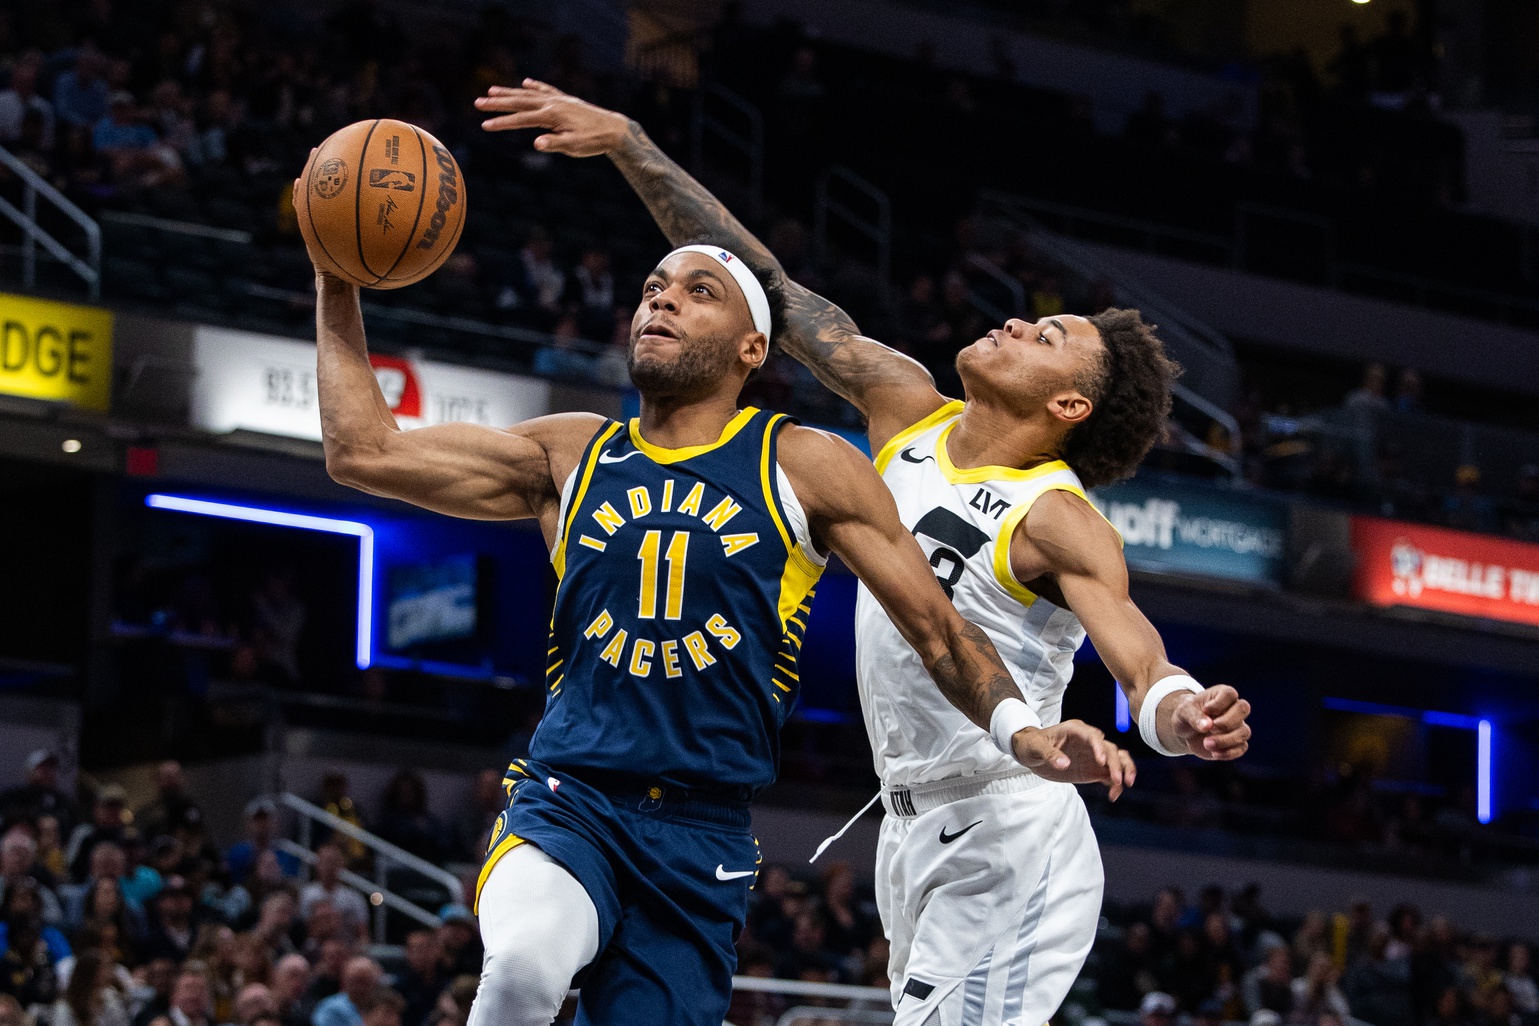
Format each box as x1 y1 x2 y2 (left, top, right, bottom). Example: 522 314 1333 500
294 119 466 289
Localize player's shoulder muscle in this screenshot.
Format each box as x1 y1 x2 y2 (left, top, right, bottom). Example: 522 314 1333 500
777 424 892 521
1018 486 1123 579
507 411 610 488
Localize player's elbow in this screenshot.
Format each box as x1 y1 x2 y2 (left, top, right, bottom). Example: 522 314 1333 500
323 436 389 491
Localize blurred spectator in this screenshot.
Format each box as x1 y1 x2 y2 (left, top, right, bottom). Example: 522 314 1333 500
1443 465 1497 534
251 573 305 685
390 931 443 1026
136 764 199 844
1392 368 1425 416
423 976 476 1026
1 832 63 927
0 911 61 1008
433 908 479 980
141 877 201 964
453 773 502 866
496 228 565 325
268 954 310 1026
93 92 185 190
1345 363 1390 414
375 776 447 866
231 984 280 1026
51 947 130 1026
225 802 299 888
168 968 214 1026
531 316 595 381
0 878 71 965
1101 921 1160 1010
1342 929 1414 1026
66 790 130 885
0 54 54 151
570 248 616 340
53 47 111 129
297 845 366 944
352 989 402 1026
0 751 77 838
593 307 631 389
129 957 177 1026
312 777 365 868
1504 943 1538 1017
1293 952 1351 1022
1243 944 1294 1018
249 893 298 962
817 862 874 965
1139 991 1177 1026
310 957 379 1026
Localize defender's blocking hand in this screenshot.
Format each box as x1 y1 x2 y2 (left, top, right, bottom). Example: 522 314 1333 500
475 79 630 157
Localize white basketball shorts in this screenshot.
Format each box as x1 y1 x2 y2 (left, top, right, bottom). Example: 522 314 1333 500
875 775 1103 1026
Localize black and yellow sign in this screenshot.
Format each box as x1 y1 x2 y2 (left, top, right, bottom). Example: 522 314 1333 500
0 292 113 411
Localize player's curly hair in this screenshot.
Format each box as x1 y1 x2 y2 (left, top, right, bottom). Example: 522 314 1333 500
1064 308 1182 489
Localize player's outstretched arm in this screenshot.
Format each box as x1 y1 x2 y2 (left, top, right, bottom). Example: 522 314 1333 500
311 272 601 524
781 427 1134 796
1018 490 1252 761
474 81 948 450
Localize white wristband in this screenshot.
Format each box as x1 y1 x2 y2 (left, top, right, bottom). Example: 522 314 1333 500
1139 675 1204 757
990 697 1042 757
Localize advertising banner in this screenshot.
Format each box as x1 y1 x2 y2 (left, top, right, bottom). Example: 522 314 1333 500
1351 517 1539 629
188 326 553 441
1092 479 1288 584
0 292 114 411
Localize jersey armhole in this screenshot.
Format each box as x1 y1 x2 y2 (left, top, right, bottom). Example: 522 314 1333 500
774 463 829 570
551 420 623 578
991 483 1122 605
872 400 965 474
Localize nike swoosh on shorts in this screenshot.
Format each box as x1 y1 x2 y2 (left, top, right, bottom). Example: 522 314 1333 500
715 865 755 881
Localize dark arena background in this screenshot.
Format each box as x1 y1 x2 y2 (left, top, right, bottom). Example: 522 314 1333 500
2 0 1539 1024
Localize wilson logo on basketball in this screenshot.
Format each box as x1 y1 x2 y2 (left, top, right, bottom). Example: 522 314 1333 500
417 144 459 250
368 169 416 192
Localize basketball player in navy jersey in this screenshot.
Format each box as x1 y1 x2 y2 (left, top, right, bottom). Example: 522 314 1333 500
475 82 1253 1026
299 155 1130 1022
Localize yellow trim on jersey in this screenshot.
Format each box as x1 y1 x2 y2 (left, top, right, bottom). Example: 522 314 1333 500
873 400 965 474
758 414 826 631
627 406 759 464
936 423 1077 485
992 483 1120 605
553 422 624 580
473 832 526 914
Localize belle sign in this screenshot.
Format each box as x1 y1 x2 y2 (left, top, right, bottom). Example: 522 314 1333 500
1352 517 1539 629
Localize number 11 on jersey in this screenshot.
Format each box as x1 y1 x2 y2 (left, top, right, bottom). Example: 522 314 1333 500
638 530 689 619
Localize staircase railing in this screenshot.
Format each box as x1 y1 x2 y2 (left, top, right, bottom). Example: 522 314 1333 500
814 166 892 301
278 792 465 943
0 144 100 299
692 83 764 220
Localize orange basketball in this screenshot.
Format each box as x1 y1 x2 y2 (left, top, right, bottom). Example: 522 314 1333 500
295 119 466 289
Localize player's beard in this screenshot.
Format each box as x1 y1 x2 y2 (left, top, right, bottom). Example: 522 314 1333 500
628 329 738 399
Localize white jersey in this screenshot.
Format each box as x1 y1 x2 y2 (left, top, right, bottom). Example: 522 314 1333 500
855 401 1098 788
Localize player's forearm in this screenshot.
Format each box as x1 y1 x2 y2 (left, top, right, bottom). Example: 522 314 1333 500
608 119 783 282
920 617 1030 733
314 275 400 484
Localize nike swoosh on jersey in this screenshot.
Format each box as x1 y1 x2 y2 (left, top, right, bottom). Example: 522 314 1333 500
597 450 647 464
715 865 755 881
938 820 983 844
899 447 935 464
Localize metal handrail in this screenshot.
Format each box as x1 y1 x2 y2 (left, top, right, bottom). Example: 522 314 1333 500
102 210 253 244
814 166 892 295
0 145 101 299
691 84 764 219
275 839 442 942
278 793 465 905
962 251 1025 322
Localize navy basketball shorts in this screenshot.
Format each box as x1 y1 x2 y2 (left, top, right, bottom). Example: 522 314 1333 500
477 760 761 1026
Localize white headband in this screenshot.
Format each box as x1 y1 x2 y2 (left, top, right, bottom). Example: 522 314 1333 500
665 245 772 340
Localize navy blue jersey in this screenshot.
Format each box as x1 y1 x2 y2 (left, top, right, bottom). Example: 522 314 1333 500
531 407 824 793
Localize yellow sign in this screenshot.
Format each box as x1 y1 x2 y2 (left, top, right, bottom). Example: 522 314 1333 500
0 292 114 411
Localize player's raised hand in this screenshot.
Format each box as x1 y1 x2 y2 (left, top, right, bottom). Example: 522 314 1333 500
1012 719 1134 797
474 80 630 157
1169 685 1251 761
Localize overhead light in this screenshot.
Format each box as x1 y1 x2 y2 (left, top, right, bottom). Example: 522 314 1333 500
61 439 82 453
1351 0 1371 5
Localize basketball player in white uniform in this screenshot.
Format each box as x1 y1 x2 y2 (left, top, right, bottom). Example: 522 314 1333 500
475 83 1253 1026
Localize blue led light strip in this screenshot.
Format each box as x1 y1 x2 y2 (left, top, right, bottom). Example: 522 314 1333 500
1322 696 1494 824
145 494 375 669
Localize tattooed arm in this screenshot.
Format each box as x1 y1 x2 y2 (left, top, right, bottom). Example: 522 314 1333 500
475 80 951 451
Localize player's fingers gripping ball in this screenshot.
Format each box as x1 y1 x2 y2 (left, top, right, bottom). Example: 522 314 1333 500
295 119 466 289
